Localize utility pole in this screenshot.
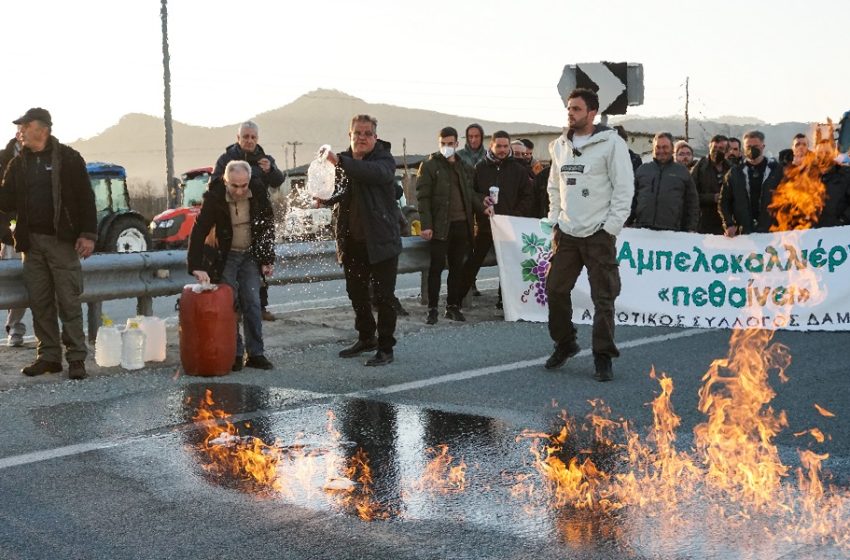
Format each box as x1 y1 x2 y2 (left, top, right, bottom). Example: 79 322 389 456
287 141 302 168
160 0 175 208
684 76 690 141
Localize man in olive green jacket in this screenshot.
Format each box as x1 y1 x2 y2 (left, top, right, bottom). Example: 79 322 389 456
416 126 485 324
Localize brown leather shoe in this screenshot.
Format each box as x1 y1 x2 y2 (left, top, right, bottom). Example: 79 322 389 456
261 309 276 322
22 360 63 377
68 360 88 380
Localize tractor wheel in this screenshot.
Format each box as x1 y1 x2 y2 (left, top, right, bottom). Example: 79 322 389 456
105 215 151 253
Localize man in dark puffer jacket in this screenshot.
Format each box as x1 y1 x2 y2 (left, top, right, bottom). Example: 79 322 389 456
629 132 699 232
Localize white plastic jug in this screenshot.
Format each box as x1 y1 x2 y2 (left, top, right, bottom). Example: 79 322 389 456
306 145 336 200
138 316 167 362
95 316 122 367
121 321 146 370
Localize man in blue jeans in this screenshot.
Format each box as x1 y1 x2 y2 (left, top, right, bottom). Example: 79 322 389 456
188 160 276 371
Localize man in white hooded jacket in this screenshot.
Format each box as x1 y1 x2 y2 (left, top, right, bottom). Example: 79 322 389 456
543 88 634 381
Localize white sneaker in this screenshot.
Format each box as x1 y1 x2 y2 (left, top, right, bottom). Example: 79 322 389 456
7 335 24 348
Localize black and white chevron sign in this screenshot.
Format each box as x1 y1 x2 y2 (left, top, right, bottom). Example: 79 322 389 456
557 62 639 115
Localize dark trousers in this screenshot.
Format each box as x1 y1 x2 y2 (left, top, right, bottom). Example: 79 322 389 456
343 240 398 352
546 229 621 358
22 234 87 363
427 221 468 308
459 226 494 301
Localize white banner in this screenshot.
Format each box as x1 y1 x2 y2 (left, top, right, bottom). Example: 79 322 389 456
490 215 850 331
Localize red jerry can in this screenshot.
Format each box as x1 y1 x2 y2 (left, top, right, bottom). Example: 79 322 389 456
179 283 237 376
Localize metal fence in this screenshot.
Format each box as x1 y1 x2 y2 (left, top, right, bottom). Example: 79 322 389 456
0 238 494 338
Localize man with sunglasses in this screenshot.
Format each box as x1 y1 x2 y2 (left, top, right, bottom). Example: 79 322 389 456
188 160 276 371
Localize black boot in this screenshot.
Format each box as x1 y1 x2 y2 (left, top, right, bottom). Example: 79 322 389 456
544 341 580 370
365 350 394 366
425 308 438 325
593 354 613 382
339 338 378 358
444 306 466 322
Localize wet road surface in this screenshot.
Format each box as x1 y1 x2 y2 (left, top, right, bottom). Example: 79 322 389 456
1 301 849 559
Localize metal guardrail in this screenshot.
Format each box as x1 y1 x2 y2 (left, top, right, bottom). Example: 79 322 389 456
0 237 494 311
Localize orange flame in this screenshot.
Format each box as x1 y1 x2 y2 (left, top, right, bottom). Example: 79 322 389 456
414 444 468 494
693 329 791 507
192 389 283 492
814 403 836 417
336 448 389 521
519 330 850 549
769 121 837 231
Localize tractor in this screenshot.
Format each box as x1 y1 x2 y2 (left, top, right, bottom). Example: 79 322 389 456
88 162 151 253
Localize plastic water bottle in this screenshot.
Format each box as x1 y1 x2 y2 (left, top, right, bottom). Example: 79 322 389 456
136 316 167 362
121 321 146 370
95 315 122 367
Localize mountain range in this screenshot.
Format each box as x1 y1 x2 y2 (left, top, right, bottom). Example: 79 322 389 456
70 89 559 192
69 88 814 193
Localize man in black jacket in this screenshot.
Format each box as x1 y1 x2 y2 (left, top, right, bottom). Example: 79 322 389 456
816 164 850 227
719 130 783 235
630 132 699 231
0 127 26 348
212 121 284 322
188 160 276 371
0 108 97 380
691 134 730 234
458 130 531 307
319 115 401 366
416 126 481 324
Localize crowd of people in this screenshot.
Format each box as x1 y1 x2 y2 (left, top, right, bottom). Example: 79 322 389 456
2 94 849 382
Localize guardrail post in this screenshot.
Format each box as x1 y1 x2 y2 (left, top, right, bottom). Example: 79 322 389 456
137 296 153 316
87 301 101 343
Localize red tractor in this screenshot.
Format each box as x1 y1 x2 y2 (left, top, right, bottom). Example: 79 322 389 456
149 167 211 249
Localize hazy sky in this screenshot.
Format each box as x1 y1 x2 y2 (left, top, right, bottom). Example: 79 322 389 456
4 0 846 142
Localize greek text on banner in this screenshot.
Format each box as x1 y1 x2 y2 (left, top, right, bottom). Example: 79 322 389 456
490 215 850 331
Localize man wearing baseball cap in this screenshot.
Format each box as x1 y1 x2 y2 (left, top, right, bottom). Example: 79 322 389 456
0 108 98 380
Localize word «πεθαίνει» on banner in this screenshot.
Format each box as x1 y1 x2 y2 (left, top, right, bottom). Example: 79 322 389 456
490 215 850 331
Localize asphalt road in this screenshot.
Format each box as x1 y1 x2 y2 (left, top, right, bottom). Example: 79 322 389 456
0 280 848 559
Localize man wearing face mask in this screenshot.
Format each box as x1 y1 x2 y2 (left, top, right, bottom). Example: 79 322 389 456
690 134 731 234
458 131 532 309
511 140 533 178
416 127 483 324
719 130 783 236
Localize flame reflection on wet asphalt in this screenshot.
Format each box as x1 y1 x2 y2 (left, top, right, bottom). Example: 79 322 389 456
179 372 849 558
